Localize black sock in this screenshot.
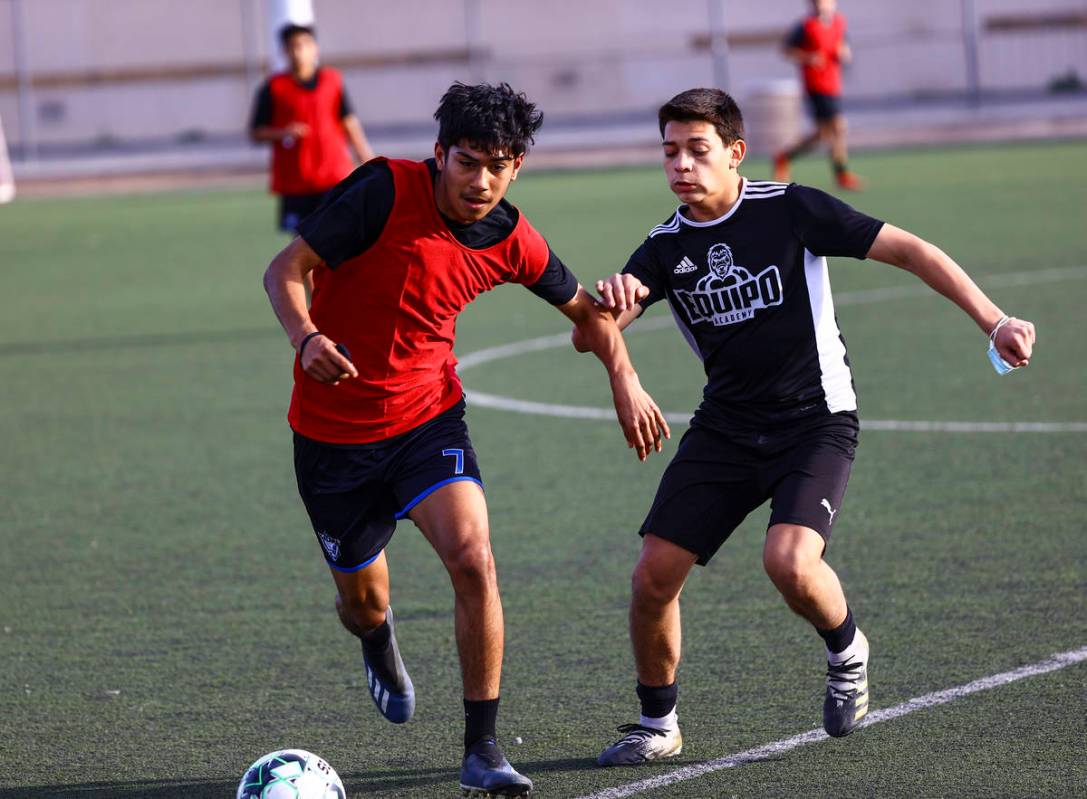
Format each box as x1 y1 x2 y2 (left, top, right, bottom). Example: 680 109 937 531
636 681 678 720
464 697 500 749
817 606 856 655
361 619 391 653
833 159 848 175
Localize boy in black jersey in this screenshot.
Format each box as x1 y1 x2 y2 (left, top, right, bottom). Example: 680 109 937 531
584 88 1036 765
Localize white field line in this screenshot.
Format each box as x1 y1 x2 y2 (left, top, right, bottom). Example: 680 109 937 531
574 645 1087 799
457 266 1087 433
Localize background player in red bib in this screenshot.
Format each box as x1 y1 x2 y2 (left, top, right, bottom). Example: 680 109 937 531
250 23 375 234
773 0 864 191
263 82 669 796
588 88 1035 766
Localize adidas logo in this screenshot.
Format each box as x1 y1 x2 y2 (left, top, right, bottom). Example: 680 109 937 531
674 256 698 274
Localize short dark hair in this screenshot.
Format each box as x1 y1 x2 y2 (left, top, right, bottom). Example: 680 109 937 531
434 82 544 158
658 88 744 145
279 23 315 47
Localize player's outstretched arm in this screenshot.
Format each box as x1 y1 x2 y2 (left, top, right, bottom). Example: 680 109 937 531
570 272 648 352
559 286 670 461
866 223 1036 368
263 237 358 385
342 115 376 163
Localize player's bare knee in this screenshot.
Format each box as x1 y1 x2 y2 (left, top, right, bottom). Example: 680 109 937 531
444 542 496 593
631 560 679 608
335 591 386 633
763 546 813 596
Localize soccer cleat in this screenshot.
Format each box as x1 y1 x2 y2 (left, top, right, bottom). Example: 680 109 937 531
835 170 866 191
597 723 683 767
823 630 869 738
773 152 791 182
460 737 533 797
362 607 415 724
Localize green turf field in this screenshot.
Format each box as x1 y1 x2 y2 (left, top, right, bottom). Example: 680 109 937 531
1 141 1085 798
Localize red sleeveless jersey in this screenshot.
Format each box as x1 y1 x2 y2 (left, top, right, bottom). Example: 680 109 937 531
267 67 353 195
799 13 846 96
288 158 552 443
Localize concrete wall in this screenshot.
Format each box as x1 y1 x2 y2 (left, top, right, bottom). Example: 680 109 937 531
1 0 1084 152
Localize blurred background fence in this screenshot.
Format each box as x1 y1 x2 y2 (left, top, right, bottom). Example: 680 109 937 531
0 0 1084 160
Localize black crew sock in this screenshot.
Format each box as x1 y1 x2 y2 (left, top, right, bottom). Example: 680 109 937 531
833 159 848 176
361 619 391 653
636 681 678 720
817 606 857 656
464 697 500 750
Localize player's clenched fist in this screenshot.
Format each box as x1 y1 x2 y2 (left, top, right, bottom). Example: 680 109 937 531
596 273 650 312
993 317 1036 368
299 334 358 385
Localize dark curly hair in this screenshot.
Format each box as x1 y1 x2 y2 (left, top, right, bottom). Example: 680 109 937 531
278 23 315 47
434 82 544 158
658 88 744 145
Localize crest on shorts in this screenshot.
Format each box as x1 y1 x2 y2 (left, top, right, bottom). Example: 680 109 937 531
318 531 341 561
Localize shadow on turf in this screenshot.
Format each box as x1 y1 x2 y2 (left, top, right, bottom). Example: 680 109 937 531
0 757 599 798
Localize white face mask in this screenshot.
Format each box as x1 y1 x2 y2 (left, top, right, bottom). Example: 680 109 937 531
987 340 1017 375
986 315 1018 375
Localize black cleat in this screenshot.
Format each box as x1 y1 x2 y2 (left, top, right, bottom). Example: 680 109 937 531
460 737 533 797
361 607 415 724
823 630 869 737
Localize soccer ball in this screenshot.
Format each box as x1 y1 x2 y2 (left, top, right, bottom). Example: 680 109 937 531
236 749 346 799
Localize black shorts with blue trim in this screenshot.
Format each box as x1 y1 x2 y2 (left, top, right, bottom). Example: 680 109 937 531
639 412 858 566
278 190 331 233
292 397 482 572
806 91 842 122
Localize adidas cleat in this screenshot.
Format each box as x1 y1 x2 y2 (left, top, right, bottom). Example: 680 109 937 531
823 630 869 737
597 723 683 767
459 737 533 797
362 607 415 724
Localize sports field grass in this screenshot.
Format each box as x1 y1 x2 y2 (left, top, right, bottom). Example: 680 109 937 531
1 141 1085 798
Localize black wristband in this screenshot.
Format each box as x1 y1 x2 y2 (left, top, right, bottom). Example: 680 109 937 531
298 331 323 358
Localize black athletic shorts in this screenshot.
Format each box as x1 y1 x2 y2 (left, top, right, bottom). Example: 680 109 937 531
278 191 331 233
639 412 859 565
806 91 842 122
292 398 482 572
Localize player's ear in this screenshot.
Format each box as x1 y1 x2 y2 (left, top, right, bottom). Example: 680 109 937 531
510 152 525 180
729 138 747 170
433 142 446 169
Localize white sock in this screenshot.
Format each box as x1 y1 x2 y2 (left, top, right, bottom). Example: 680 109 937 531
827 628 867 665
640 707 678 732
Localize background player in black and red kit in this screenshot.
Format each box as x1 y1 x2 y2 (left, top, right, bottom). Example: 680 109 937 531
263 82 669 796
773 0 864 191
250 24 375 234
586 88 1036 765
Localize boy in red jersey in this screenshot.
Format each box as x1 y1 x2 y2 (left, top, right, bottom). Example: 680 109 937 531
263 82 669 796
773 0 865 190
250 23 375 233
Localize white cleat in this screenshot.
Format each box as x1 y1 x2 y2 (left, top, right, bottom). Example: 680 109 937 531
597 723 683 767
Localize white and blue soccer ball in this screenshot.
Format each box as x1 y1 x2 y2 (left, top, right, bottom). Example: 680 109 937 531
237 749 346 799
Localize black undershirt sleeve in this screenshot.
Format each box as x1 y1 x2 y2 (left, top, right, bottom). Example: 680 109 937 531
785 185 884 259
785 21 807 49
621 240 667 309
249 82 273 131
296 161 395 268
339 84 354 119
525 248 580 305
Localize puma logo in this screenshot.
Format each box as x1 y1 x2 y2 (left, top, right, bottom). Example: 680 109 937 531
821 498 837 524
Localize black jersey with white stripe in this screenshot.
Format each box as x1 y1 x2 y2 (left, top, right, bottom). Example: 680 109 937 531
623 178 883 432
